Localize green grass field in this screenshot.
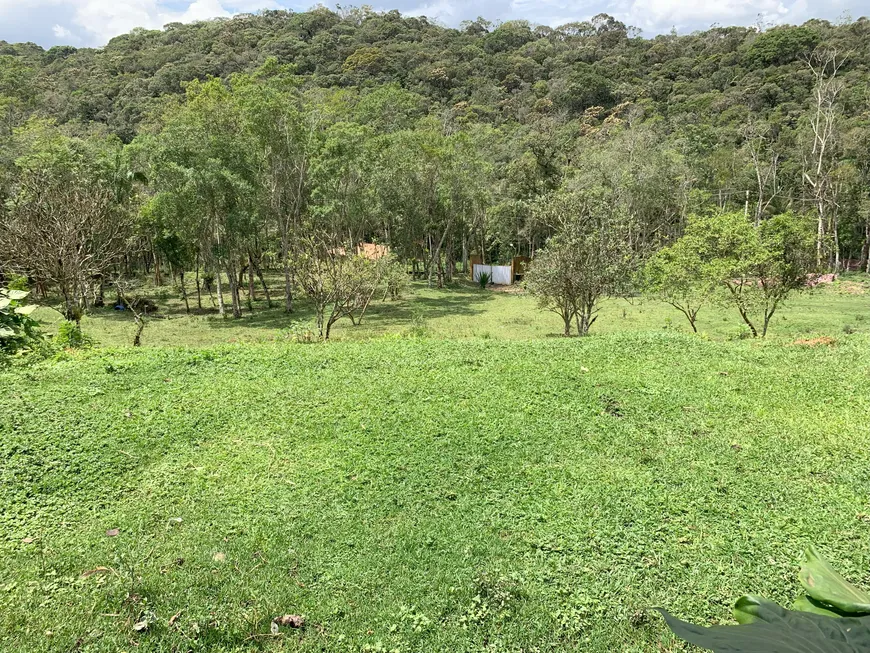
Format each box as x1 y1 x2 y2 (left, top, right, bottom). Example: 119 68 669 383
26 273 870 347
2 277 870 652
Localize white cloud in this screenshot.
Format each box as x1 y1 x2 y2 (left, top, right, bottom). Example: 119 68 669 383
615 0 805 34
0 0 241 46
1 0 868 47
52 23 73 38
67 0 233 44
404 0 460 23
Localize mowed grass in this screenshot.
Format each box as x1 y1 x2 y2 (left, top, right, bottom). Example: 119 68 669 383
3 333 870 652
30 274 870 347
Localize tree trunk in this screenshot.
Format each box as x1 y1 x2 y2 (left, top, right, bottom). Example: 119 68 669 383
227 262 242 319
153 243 162 287
133 316 145 346
195 254 202 310
95 277 105 308
283 258 293 313
180 270 190 314
252 256 272 308
247 253 256 311
215 266 226 317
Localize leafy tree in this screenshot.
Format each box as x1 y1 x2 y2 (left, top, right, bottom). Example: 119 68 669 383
524 191 634 336
145 77 256 318
643 232 717 332
672 211 817 337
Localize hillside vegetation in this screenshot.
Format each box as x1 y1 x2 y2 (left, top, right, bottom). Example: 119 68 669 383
2 10 870 299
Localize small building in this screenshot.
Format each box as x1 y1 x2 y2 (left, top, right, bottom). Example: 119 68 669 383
470 255 531 286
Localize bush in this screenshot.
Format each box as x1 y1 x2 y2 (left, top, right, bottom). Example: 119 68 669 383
54 320 94 349
477 271 491 289
278 321 318 344
0 287 42 358
5 275 29 292
382 257 410 301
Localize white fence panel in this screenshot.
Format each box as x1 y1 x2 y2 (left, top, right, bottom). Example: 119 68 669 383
490 265 512 285
473 264 512 285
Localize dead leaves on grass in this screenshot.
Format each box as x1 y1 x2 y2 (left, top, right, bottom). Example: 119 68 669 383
81 566 113 578
270 614 305 634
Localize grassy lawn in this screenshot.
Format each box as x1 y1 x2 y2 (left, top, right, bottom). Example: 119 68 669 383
28 273 870 347
3 332 870 652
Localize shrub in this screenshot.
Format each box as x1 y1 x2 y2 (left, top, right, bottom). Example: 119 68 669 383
54 320 94 349
279 321 318 344
5 275 29 292
0 287 41 358
477 271 491 289
382 257 410 301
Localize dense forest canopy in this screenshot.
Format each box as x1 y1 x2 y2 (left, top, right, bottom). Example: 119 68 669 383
1 7 869 334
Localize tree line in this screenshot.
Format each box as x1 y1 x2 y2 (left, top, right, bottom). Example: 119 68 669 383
0 9 868 339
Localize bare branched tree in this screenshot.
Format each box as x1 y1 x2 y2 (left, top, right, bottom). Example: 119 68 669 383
0 169 132 320
803 49 846 270
292 233 388 340
742 120 780 226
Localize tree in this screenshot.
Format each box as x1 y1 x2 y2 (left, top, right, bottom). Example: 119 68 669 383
803 49 845 270
236 65 316 313
524 191 633 336
671 211 816 338
145 78 256 319
742 120 781 226
643 231 717 332
291 233 388 340
0 166 131 320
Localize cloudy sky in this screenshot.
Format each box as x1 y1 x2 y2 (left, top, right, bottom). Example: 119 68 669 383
0 0 865 48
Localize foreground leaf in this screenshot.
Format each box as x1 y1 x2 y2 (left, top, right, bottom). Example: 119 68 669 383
658 601 870 652
799 546 870 614
792 595 848 618
733 596 767 624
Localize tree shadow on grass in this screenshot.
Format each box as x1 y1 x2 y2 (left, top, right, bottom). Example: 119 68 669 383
80 280 501 339
194 282 499 332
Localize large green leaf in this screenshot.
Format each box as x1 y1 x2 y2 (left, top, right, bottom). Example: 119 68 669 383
733 595 767 624
659 601 870 652
792 595 851 618
14 305 37 316
5 289 29 300
799 546 870 614
0 298 10 310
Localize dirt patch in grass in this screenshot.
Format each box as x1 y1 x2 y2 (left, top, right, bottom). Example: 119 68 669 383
487 284 525 294
837 281 867 295
791 336 836 347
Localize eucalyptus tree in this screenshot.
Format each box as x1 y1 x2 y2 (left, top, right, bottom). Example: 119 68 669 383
803 49 846 270
236 64 317 313
374 119 492 286
145 77 257 318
